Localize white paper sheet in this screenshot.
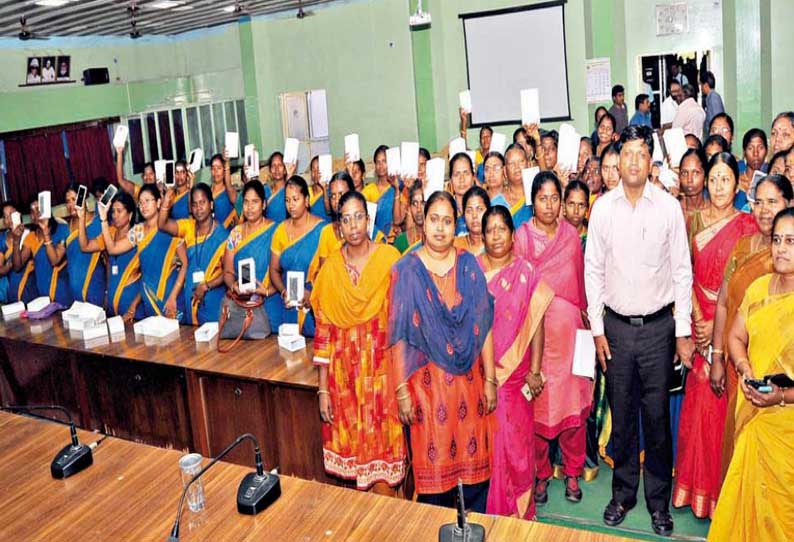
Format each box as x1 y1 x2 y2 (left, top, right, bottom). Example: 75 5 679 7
459 90 472 113
663 128 688 168
113 124 128 149
520 88 540 125
424 158 446 200
400 142 419 178
572 329 596 379
344 133 360 162
449 137 467 157
318 154 333 184
386 147 401 177
490 132 506 155
521 167 539 206
225 132 239 158
283 138 300 165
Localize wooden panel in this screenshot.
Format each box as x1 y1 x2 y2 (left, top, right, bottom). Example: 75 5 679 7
79 355 192 450
0 338 83 426
195 374 278 469
0 412 642 542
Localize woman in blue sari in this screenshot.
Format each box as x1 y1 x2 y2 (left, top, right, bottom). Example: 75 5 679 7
309 155 331 222
209 152 239 229
269 176 327 336
102 184 187 320
79 192 143 321
1 202 38 303
223 180 280 325
265 151 298 224
168 160 193 220
362 146 399 240
12 197 73 306
503 144 534 228
62 183 106 306
483 151 510 210
159 184 229 326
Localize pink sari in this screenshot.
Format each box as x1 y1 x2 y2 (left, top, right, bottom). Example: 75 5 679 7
673 212 758 519
479 256 553 519
514 219 590 438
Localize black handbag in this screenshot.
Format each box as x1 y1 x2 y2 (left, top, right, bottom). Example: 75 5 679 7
217 291 271 353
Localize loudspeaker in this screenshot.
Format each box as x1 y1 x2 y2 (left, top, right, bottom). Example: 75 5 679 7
82 68 109 86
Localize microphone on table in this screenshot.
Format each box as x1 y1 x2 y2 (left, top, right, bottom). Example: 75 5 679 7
438 480 485 542
168 433 281 542
0 404 94 479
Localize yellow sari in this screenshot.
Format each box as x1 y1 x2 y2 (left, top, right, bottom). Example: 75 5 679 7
708 274 794 542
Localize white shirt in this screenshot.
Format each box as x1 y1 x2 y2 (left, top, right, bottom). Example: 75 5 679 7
584 180 693 337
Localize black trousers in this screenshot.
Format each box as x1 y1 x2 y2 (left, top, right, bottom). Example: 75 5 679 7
604 310 675 513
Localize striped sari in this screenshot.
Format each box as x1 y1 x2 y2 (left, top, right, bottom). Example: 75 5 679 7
65 215 105 307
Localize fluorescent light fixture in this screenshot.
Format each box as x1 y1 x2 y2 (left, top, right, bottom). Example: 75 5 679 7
151 1 184 8
173 5 193 11
35 0 71 6
221 5 237 13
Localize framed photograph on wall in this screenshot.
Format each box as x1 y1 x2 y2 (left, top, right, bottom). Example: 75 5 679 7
56 55 71 81
26 57 42 84
41 56 56 82
21 55 74 86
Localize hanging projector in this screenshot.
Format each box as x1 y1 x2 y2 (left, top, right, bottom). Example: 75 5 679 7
409 0 431 28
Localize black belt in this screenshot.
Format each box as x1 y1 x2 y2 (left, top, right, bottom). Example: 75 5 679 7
605 303 674 327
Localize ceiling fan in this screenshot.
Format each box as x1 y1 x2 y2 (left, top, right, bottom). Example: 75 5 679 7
18 16 49 41
296 0 315 19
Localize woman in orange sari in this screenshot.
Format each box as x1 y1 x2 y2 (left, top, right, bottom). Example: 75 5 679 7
673 153 759 519
311 190 405 492
390 191 496 512
709 174 793 478
479 206 552 519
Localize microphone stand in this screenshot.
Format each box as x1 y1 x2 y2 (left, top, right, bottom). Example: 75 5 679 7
438 480 486 542
0 404 94 479
168 433 281 542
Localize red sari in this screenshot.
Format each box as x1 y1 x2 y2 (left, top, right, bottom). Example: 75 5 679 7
673 211 758 518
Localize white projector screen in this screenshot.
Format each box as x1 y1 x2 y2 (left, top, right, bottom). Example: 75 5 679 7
461 1 571 125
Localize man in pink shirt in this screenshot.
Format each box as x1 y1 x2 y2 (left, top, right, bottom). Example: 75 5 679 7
672 84 706 141
585 125 695 537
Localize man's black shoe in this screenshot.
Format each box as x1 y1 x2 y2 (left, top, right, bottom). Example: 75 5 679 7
651 510 674 537
603 499 635 526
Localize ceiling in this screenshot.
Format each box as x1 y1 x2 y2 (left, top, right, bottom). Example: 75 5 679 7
0 0 335 39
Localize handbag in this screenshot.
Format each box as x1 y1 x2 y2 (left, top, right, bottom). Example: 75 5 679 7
217 291 271 353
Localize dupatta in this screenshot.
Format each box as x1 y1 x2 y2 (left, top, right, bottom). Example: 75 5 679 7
65 214 105 306
170 190 190 220
388 249 494 382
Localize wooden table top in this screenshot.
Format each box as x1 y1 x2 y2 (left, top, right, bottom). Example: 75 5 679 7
0 314 318 389
0 412 641 541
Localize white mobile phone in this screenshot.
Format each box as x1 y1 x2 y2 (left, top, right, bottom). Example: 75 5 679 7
10 211 21 228
75 185 88 210
238 257 256 293
38 191 51 220
99 185 118 208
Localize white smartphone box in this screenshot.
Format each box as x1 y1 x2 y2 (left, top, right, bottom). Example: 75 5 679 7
277 333 306 352
663 127 688 168
188 148 203 174
459 90 472 113
1 301 25 318
10 211 21 228
520 88 540 125
344 134 360 162
30 319 53 335
225 132 239 158
400 142 419 178
556 123 580 171
490 132 507 155
38 191 51 220
386 147 401 177
658 166 678 190
318 154 333 184
237 257 256 294
285 270 305 308
366 201 377 240
154 159 168 183
278 323 300 337
27 296 51 313
748 170 767 202
244 143 255 164
113 124 129 149
99 185 118 208
245 150 260 180
521 167 539 206
449 137 467 157
194 322 219 342
133 316 179 338
572 329 596 379
81 322 109 341
424 157 446 200
107 315 125 335
283 138 300 165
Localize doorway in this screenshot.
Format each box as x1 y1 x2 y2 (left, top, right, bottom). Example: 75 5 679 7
638 51 711 128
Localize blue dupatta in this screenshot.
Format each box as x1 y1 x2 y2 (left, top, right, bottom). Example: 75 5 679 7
184 222 229 325
66 214 106 306
170 190 191 220
374 186 395 237
231 221 278 327
213 186 238 229
273 221 326 336
136 226 185 320
32 223 73 306
388 249 494 381
265 187 288 224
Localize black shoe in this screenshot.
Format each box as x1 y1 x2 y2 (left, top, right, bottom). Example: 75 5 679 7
603 499 635 526
651 510 674 537
564 476 582 503
534 478 549 506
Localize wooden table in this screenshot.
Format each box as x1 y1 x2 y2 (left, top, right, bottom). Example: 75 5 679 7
0 314 328 481
0 412 641 541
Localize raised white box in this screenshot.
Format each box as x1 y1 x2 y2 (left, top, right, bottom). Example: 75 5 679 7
113 124 129 149
81 322 109 341
195 322 219 342
283 138 300 165
38 191 51 220
522 167 539 206
225 132 239 158
344 134 360 162
490 132 506 155
27 296 51 313
459 90 472 113
556 123 580 172
278 323 300 337
424 158 446 201
400 142 419 178
449 137 467 157
386 147 401 177
1 301 25 318
107 315 125 335
318 154 333 184
277 334 306 352
188 148 203 174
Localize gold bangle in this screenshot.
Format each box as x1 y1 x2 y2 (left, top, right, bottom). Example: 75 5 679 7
395 382 408 394
316 389 330 396
396 391 411 401
711 349 724 356
485 377 498 386
780 391 787 408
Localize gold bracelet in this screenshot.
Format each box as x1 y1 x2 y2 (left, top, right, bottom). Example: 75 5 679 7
485 377 498 386
780 391 787 408
396 391 411 401
711 349 724 356
395 383 408 394
317 389 330 396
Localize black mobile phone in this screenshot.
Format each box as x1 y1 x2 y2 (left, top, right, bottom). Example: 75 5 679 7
745 378 770 391
100 185 118 207
241 263 251 283
165 162 175 187
75 185 87 209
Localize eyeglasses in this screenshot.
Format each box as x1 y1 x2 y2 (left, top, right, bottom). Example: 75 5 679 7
484 165 503 174
340 212 367 225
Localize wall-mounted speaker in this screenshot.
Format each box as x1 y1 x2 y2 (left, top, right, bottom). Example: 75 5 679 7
82 68 109 86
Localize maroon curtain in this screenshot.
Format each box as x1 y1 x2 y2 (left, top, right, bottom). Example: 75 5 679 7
4 133 70 206
65 125 117 186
